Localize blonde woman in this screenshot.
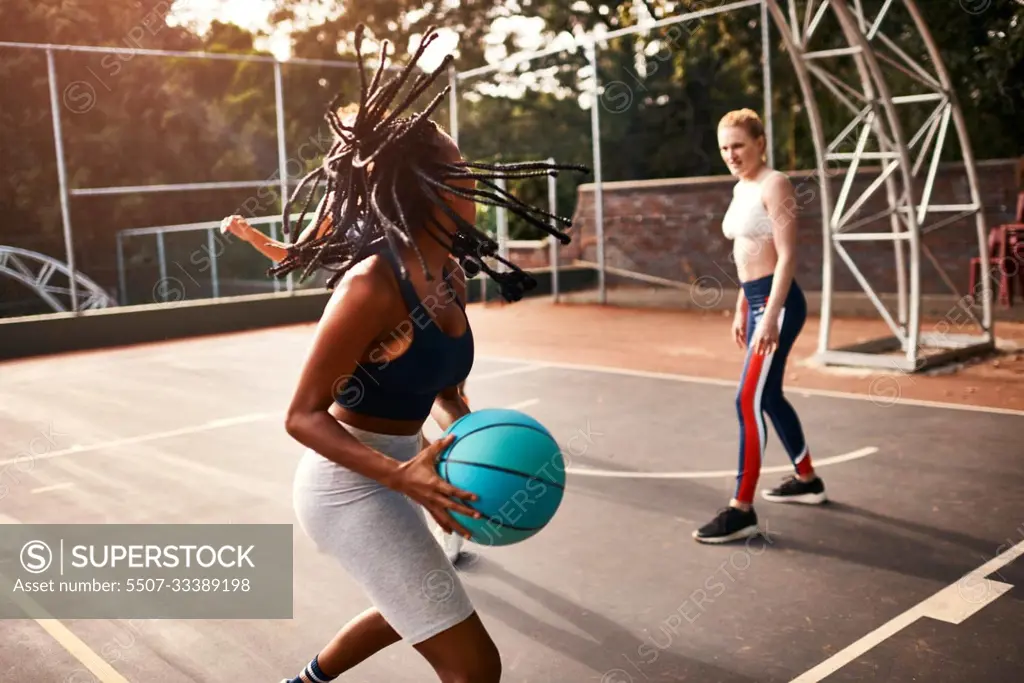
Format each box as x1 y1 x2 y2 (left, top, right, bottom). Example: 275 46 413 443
693 109 827 545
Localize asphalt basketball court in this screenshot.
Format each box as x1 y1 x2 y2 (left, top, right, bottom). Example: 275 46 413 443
0 323 1022 682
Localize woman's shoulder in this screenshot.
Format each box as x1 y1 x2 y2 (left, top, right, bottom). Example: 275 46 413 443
324 254 402 316
759 168 793 196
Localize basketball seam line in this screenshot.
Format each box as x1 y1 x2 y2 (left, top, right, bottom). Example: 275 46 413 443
442 420 564 492
476 516 545 532
440 458 566 491
447 421 556 443
464 516 544 536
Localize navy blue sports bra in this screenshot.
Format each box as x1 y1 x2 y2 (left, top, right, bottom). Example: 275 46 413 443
335 249 474 421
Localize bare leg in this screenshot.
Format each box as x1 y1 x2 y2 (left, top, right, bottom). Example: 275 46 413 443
413 611 502 683
302 607 402 680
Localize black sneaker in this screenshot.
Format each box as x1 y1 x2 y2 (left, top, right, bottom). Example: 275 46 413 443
761 475 827 505
692 506 759 544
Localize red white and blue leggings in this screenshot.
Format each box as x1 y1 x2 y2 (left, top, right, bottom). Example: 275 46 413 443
734 274 814 504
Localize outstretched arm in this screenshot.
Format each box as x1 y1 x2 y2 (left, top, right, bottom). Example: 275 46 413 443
230 222 292 262
221 194 334 263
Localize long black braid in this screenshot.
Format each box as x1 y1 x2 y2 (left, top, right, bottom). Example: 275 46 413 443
267 24 590 303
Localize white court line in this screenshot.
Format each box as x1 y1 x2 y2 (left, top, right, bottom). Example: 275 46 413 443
27 616 132 682
30 483 75 494
471 363 548 382
480 355 1024 417
0 412 280 470
505 398 541 411
0 366 543 471
790 538 1024 682
566 447 878 479
0 513 132 682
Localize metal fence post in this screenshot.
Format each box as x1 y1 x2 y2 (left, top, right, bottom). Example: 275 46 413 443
156 232 167 293
45 48 79 312
207 228 220 298
116 232 126 305
496 177 508 267
761 0 774 169
448 63 459 145
585 42 606 304
273 59 289 294
547 157 559 302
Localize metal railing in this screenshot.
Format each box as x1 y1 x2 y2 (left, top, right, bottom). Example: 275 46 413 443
114 213 323 305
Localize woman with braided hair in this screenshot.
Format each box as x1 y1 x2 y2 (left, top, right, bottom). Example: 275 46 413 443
221 104 469 565
270 26 587 683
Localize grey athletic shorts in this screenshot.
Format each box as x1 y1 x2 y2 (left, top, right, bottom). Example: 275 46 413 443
292 421 476 645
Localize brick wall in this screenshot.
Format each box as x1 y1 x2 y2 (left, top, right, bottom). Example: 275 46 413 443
541 158 1021 296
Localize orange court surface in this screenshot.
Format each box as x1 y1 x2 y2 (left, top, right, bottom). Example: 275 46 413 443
466 297 1024 413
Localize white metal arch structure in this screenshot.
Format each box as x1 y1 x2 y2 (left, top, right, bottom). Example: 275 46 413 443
767 0 992 372
0 246 116 312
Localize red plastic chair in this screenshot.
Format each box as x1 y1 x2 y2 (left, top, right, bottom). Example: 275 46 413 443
969 192 1024 306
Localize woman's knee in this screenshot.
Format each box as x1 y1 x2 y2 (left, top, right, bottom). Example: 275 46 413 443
415 613 502 682
762 379 801 423
439 636 501 683
441 652 502 683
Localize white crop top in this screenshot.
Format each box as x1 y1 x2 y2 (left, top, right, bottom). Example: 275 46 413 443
722 168 779 240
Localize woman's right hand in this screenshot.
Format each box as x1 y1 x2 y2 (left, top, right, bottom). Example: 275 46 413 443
732 311 747 349
388 434 482 539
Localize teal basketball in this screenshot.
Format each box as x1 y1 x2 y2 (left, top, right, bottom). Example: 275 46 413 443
436 408 566 546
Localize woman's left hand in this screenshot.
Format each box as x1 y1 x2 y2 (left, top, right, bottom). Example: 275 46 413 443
220 215 252 239
750 316 780 356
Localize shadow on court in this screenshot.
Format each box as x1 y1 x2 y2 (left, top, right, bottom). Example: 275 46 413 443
763 501 1018 586
460 555 762 683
